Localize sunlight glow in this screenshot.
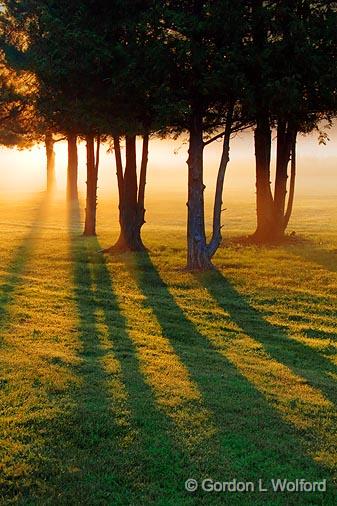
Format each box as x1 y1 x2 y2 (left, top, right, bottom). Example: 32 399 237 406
1 127 337 199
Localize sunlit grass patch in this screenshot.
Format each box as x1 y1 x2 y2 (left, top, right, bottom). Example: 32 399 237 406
108 258 217 451
0 195 336 505
151 259 336 472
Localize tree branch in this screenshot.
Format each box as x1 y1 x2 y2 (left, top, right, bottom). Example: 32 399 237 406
203 121 254 147
284 131 297 229
95 134 101 174
137 134 149 213
207 104 234 258
203 130 226 146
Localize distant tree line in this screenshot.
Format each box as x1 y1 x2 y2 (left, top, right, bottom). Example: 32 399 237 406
0 1 336 270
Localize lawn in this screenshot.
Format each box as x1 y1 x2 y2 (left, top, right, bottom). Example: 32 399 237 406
0 192 336 505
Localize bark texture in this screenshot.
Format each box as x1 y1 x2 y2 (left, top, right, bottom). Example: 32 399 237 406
273 121 294 238
284 135 297 229
186 111 212 270
185 104 235 271
103 135 149 253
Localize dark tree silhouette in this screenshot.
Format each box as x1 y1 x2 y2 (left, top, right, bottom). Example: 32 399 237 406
247 0 337 242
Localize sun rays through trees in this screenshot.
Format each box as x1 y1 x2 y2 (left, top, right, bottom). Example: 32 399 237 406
0 1 336 504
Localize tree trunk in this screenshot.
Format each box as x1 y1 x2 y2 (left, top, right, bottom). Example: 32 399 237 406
187 111 212 271
137 134 149 232
67 134 78 202
208 106 233 259
273 121 293 239
114 135 146 251
83 134 97 236
45 133 56 192
284 132 297 229
114 136 124 203
104 135 149 254
253 116 274 242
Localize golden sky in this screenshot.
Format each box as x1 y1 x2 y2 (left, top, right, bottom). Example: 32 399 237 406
0 127 336 200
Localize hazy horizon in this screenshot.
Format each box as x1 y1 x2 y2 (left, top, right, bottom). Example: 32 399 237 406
0 125 336 203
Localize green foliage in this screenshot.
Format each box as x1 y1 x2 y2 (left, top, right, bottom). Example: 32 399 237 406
0 54 36 148
2 1 173 138
243 0 337 133
161 1 250 134
1 1 336 140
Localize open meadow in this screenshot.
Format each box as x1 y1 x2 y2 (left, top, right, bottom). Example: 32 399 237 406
0 192 336 505
1 0 337 503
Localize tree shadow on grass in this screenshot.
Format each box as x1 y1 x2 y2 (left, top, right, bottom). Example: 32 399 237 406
0 193 50 340
55 204 195 505
196 269 336 406
125 251 335 504
282 240 337 345
285 239 337 275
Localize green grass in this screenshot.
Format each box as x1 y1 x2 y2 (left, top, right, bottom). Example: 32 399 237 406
0 192 336 505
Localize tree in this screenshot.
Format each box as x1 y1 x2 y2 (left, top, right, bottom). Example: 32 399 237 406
247 0 337 242
163 0 250 270
13 0 162 237
2 1 111 223
0 49 57 191
104 1 169 252
67 134 78 202
83 134 100 235
0 4 69 194
109 134 149 251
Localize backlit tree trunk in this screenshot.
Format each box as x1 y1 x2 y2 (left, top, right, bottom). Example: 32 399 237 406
284 133 297 230
252 119 298 243
113 135 147 251
273 121 293 239
208 105 233 259
45 133 56 192
187 110 212 271
253 116 274 242
83 134 98 236
67 134 78 202
137 134 149 235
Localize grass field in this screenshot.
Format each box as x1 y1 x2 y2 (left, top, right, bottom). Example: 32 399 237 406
0 192 336 505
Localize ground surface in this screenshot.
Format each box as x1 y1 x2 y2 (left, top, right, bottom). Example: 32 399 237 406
0 193 336 505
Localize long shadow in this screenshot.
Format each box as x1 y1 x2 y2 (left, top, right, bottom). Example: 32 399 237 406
285 240 337 325
2 204 118 504
51 203 124 503
196 269 337 407
285 241 337 344
0 203 195 505
286 239 337 275
0 193 50 339
125 252 335 503
63 204 195 505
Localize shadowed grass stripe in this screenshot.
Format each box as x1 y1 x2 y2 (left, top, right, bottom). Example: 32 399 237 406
0 194 50 341
66 205 195 505
122 251 335 504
